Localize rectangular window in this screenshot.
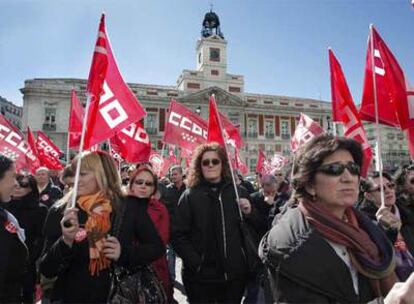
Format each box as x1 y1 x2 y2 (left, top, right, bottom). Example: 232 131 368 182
281 120 290 139
211 69 219 76
45 107 56 124
187 82 200 89
145 113 158 134
209 48 220 62
249 158 257 173
248 119 257 137
229 86 241 93
265 120 274 138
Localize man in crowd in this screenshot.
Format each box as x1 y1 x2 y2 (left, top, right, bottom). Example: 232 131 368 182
35 167 63 209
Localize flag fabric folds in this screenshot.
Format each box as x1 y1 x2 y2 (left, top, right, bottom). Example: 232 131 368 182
68 90 84 149
291 114 324 153
207 95 226 146
329 48 372 177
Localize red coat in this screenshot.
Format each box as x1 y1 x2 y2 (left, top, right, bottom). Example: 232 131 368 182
147 198 172 301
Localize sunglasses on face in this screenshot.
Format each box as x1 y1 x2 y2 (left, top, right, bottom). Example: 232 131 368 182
17 181 30 188
134 179 154 187
201 158 221 167
369 182 396 193
275 173 283 177
317 161 360 176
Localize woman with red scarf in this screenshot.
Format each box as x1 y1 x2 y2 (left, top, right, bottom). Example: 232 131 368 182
128 167 172 302
259 135 401 303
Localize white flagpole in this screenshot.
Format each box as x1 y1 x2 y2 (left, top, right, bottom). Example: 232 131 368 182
66 132 71 165
370 24 385 208
159 142 166 177
332 122 337 136
211 94 243 218
69 94 92 209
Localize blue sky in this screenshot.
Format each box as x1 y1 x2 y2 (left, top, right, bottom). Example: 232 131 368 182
1 0 414 106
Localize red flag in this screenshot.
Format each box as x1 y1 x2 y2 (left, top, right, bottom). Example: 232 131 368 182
109 121 151 163
84 14 146 149
180 148 193 168
168 146 178 165
149 151 171 177
255 148 266 174
163 100 208 151
359 26 414 130
207 96 226 146
407 128 414 160
269 154 288 173
68 90 84 149
26 127 41 173
329 49 372 177
291 114 324 152
234 148 248 175
36 131 63 159
0 116 38 173
219 113 243 149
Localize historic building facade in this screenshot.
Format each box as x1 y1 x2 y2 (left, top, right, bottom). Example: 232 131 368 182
0 95 23 129
20 10 409 173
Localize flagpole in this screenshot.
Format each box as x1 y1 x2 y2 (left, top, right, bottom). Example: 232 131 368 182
69 94 92 209
159 142 166 177
211 94 243 218
370 24 385 208
66 132 70 165
332 122 337 136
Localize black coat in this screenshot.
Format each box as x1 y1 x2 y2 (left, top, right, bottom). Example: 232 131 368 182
40 197 164 303
39 182 63 209
259 206 378 303
164 183 186 221
172 180 257 282
5 192 47 264
0 207 28 303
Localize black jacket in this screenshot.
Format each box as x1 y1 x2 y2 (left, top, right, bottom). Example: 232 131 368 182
40 197 164 303
39 182 63 209
259 206 379 303
5 192 47 264
0 207 28 303
172 180 257 282
164 183 186 221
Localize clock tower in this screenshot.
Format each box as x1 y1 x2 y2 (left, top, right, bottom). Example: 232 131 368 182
176 9 244 93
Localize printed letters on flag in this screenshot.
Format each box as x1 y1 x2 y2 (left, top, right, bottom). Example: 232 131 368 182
149 151 171 177
109 121 151 163
329 49 372 177
84 14 146 149
163 100 208 151
291 114 324 152
35 131 64 170
359 26 414 129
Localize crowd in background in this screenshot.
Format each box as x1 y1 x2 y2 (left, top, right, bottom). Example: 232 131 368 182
3 136 414 303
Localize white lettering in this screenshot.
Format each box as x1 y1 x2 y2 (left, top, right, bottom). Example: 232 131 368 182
100 99 128 129
169 112 181 126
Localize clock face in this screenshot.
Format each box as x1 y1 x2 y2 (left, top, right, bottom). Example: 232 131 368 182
210 48 220 62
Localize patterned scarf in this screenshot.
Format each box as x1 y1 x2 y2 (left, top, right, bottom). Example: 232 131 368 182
78 191 112 276
299 199 397 296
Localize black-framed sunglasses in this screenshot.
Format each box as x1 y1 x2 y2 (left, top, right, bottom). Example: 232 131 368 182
369 182 396 193
17 180 30 188
201 158 221 167
317 162 360 176
134 179 154 187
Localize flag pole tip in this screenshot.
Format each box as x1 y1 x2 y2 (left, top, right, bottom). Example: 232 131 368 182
328 46 332 51
369 23 374 29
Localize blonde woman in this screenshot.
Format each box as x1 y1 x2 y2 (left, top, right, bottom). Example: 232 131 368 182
40 151 164 303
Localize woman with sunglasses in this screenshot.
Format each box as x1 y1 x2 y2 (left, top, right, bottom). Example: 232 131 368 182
40 151 164 303
4 174 47 303
172 142 256 303
259 134 398 303
359 172 414 281
127 167 172 302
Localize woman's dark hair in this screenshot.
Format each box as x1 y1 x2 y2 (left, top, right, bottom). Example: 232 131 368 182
0 155 14 180
291 134 363 202
186 142 231 188
393 163 414 195
129 167 158 196
61 165 74 180
16 174 39 198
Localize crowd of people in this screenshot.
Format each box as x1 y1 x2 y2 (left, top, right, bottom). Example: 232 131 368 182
2 135 414 303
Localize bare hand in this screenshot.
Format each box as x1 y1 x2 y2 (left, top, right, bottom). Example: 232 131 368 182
60 208 79 247
384 272 414 304
103 236 121 261
264 193 276 206
376 206 401 230
239 198 252 215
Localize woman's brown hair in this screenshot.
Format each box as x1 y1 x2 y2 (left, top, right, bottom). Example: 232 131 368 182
291 134 363 203
186 142 232 188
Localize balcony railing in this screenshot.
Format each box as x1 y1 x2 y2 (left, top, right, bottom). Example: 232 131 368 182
281 133 291 140
247 132 258 138
42 123 56 131
265 133 275 139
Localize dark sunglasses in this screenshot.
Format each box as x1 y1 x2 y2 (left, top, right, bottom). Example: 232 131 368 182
134 179 154 187
17 181 30 188
369 182 396 193
275 173 283 177
317 162 360 176
201 158 221 167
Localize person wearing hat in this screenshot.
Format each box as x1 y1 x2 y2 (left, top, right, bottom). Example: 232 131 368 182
35 167 63 209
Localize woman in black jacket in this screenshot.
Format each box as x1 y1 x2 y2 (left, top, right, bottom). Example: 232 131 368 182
0 155 28 303
5 173 47 303
172 142 255 304
259 135 399 303
40 151 164 303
